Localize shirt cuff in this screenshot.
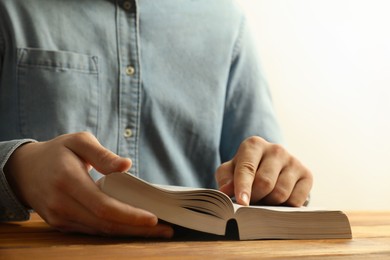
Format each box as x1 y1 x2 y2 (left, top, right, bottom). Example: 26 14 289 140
0 139 36 221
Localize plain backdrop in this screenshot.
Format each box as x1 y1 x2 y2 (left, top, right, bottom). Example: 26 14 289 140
239 0 390 210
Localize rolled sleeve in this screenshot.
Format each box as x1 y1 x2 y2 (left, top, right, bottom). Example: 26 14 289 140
0 139 36 221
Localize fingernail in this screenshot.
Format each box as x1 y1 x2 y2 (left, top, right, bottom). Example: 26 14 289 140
240 192 250 206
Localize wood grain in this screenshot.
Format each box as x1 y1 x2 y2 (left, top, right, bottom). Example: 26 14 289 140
1 211 389 259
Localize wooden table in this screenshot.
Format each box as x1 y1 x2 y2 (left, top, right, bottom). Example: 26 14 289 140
1 211 389 259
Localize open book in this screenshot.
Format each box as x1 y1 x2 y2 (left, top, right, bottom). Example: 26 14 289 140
98 172 352 240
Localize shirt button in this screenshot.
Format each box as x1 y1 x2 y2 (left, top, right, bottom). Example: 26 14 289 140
123 1 132 10
124 128 133 138
126 66 135 76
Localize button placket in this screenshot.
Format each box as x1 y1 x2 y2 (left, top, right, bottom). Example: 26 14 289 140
117 0 140 174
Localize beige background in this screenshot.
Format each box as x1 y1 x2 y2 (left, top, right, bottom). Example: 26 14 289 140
239 0 390 210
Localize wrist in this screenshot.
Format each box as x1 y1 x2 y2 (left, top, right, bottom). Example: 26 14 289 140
4 142 35 208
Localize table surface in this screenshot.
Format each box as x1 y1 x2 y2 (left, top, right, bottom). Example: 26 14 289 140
1 211 390 259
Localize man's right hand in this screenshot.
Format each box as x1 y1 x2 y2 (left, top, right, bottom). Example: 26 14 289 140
4 132 173 238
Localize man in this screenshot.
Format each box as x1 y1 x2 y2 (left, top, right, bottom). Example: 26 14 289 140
0 0 312 238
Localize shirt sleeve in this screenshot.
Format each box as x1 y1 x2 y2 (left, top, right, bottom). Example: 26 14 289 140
0 22 3 77
220 14 284 162
0 140 36 221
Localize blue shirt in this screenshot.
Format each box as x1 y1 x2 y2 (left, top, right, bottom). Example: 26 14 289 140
0 0 283 221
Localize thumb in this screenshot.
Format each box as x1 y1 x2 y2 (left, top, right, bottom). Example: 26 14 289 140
105 156 132 174
62 132 132 174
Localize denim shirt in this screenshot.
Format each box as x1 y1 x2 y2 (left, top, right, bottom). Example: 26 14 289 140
0 0 283 221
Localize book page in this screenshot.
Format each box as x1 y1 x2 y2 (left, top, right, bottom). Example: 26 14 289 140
154 183 214 192
233 205 352 240
99 172 235 235
154 183 235 218
233 204 335 213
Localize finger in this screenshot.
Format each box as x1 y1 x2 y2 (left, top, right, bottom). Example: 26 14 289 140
51 150 159 227
97 222 174 238
61 132 132 174
250 154 284 203
87 189 160 226
233 138 264 206
261 167 300 205
44 202 174 238
44 217 98 235
42 189 173 237
68 177 159 227
215 161 235 197
285 176 313 207
69 213 174 238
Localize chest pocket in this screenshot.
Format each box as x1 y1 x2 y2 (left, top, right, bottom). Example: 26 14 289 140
16 48 99 141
